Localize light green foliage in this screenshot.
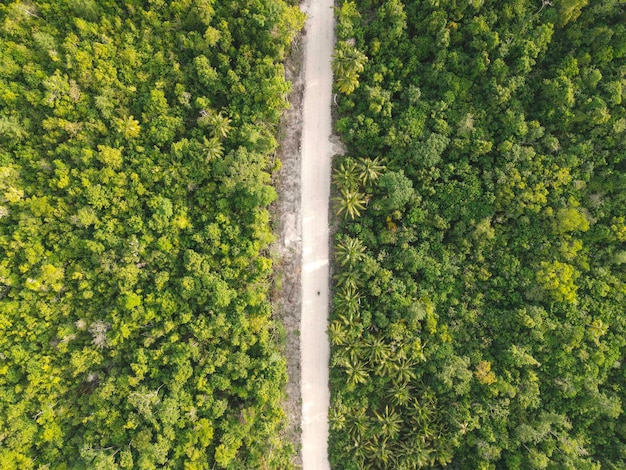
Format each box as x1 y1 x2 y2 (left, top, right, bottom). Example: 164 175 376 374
335 1 361 41
554 207 589 234
330 0 626 468
555 0 589 27
0 0 302 467
537 260 580 303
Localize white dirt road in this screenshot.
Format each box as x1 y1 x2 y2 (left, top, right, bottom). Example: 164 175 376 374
300 0 334 468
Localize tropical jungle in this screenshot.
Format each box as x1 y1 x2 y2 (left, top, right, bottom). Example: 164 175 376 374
329 0 626 468
0 0 304 468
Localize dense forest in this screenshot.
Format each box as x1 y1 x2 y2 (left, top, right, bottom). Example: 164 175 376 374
0 0 303 468
329 0 625 469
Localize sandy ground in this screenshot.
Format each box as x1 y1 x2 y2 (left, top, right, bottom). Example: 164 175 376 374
300 0 334 468
272 22 305 470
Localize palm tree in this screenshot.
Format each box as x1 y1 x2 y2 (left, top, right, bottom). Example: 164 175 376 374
337 308 358 327
346 406 369 439
335 236 366 267
202 136 224 161
334 267 362 290
401 440 434 469
344 357 369 386
408 398 435 426
334 188 368 219
365 435 394 468
386 381 413 407
332 158 360 191
328 320 348 346
374 406 402 440
350 433 368 467
328 400 346 431
392 357 417 384
331 347 350 370
432 440 454 467
357 157 386 187
336 74 361 95
363 335 391 365
332 42 367 80
347 335 366 365
334 285 361 315
332 42 368 95
375 352 396 378
209 112 232 139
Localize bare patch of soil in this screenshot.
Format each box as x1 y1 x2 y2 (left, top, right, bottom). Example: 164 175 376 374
271 25 306 469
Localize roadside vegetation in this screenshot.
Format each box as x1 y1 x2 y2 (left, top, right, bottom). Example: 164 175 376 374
0 1 304 468
329 1 625 468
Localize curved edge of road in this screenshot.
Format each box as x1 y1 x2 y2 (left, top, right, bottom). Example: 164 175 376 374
300 0 334 468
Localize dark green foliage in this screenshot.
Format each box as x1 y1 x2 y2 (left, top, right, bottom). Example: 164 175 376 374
330 1 626 469
0 0 304 468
